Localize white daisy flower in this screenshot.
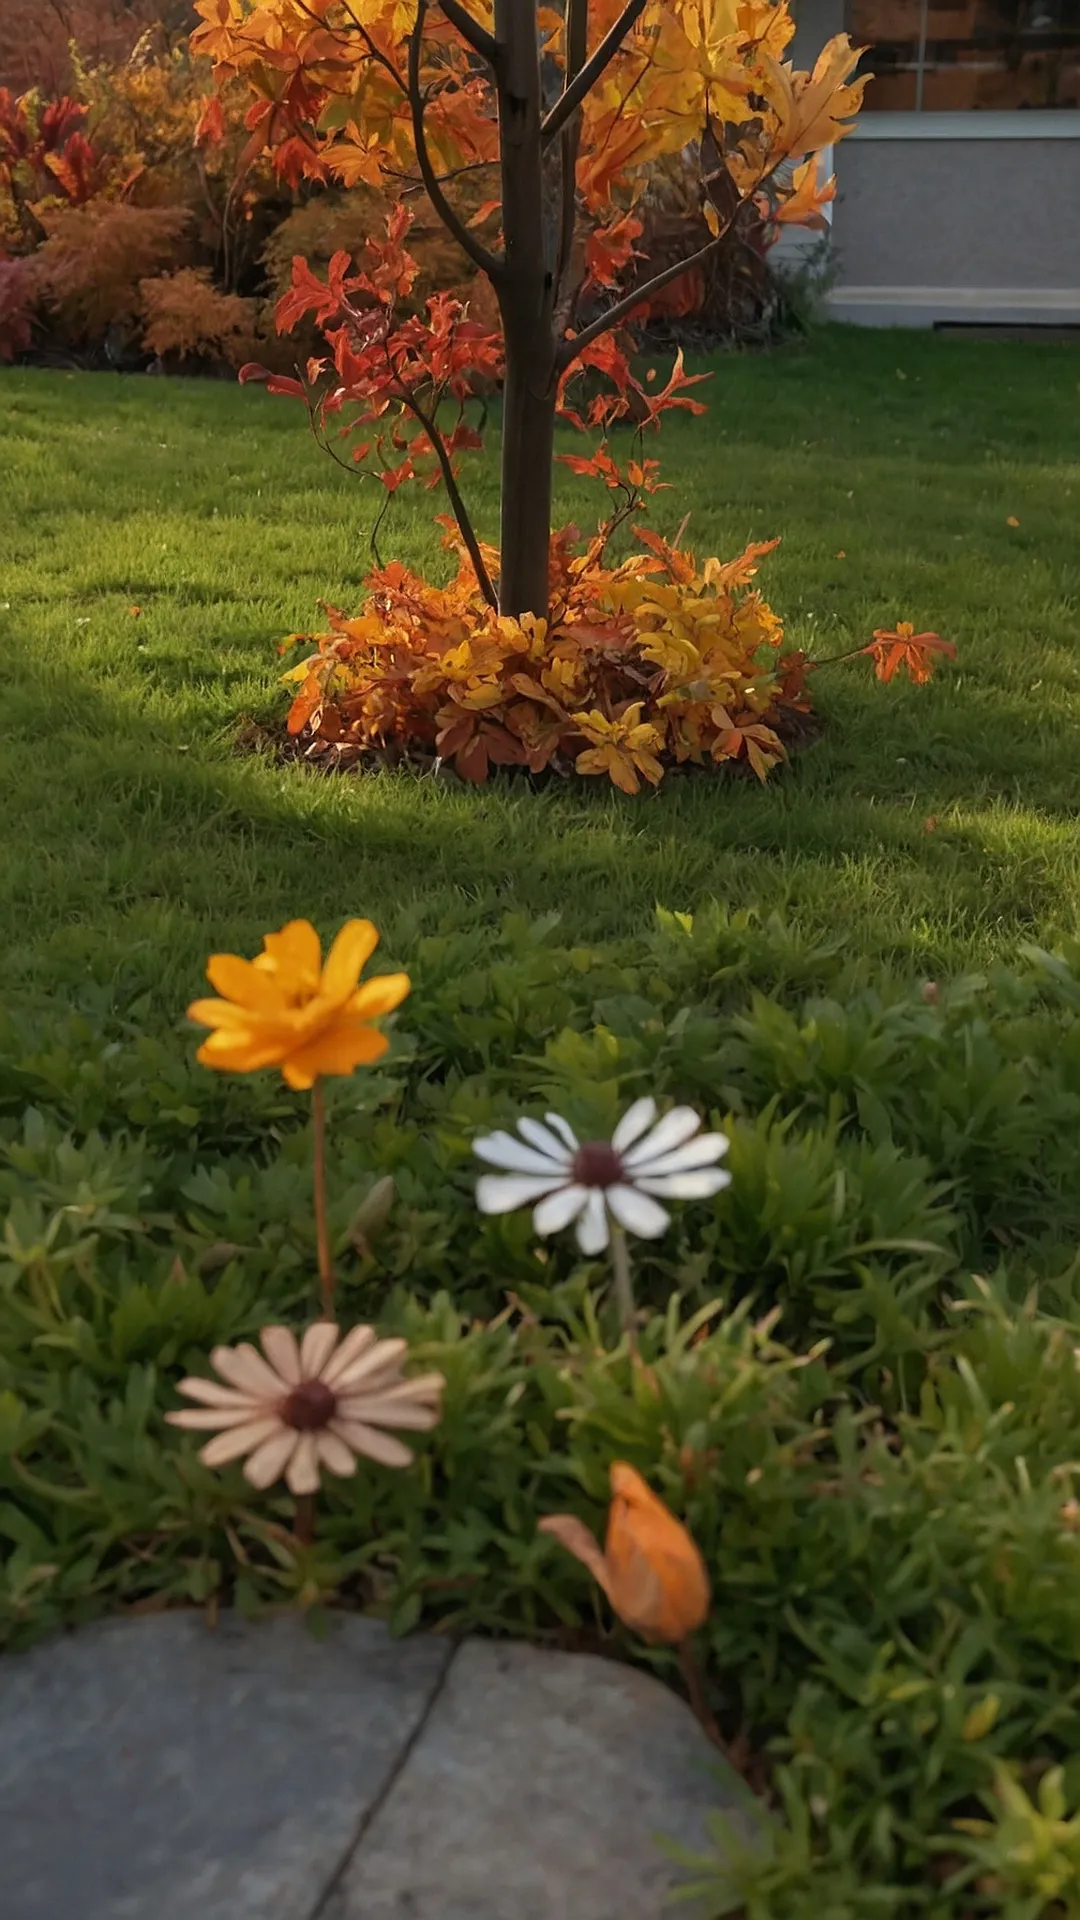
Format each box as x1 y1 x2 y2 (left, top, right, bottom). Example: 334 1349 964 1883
473 1097 731 1255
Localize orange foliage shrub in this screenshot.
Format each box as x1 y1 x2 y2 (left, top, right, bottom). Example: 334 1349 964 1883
140 265 255 362
34 200 190 339
281 521 801 793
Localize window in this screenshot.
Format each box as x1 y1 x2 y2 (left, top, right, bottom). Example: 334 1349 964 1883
848 0 1080 109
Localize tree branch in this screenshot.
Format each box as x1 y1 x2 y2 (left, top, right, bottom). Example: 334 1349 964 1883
557 225 734 371
408 0 503 280
438 0 498 64
406 392 499 609
382 336 497 609
541 0 648 144
554 0 589 302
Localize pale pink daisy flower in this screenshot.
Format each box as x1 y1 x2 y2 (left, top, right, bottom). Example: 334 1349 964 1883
166 1322 443 1494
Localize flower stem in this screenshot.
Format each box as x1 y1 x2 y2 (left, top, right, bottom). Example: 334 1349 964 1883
678 1637 723 1752
312 1078 335 1318
294 1493 316 1546
609 1223 637 1347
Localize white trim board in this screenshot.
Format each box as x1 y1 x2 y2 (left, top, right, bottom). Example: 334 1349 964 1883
827 284 1080 326
850 110 1080 139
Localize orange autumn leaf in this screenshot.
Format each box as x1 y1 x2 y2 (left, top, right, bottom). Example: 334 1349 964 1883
865 622 957 686
584 211 643 291
540 1461 711 1645
773 154 836 228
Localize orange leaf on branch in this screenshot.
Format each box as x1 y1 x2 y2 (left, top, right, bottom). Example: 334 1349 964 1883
864 623 957 685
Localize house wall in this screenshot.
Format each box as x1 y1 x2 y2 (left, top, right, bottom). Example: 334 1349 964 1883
788 0 1080 325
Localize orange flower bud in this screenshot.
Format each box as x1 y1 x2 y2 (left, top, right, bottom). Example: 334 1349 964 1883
539 1460 711 1645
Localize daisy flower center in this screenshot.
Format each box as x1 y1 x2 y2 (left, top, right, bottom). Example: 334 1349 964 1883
572 1142 624 1188
281 1378 337 1431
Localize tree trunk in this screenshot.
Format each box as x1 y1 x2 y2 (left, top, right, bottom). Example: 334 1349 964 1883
498 334 556 619
493 0 555 621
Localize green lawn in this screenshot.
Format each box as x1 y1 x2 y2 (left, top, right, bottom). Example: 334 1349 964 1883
3 325 1079 1018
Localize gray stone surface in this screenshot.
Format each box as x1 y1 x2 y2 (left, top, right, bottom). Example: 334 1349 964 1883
0 1612 451 1920
0 1616 759 1920
325 1638 757 1920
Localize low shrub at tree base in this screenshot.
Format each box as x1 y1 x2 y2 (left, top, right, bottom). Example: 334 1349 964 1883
279 518 800 791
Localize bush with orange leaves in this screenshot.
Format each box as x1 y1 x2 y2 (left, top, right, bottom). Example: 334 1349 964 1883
140 264 256 364
282 518 801 793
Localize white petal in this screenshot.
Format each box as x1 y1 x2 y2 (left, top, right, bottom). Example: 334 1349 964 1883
338 1371 443 1409
300 1321 340 1379
622 1107 702 1168
243 1426 300 1489
332 1419 414 1468
630 1132 730 1177
516 1116 577 1164
576 1189 610 1255
211 1342 287 1399
285 1433 321 1494
336 1396 441 1431
606 1184 671 1240
321 1324 377 1386
260 1325 302 1385
199 1415 282 1468
543 1112 580 1153
172 1378 261 1410
333 1337 408 1389
476 1172 565 1215
315 1432 359 1478
166 1405 265 1432
533 1184 588 1236
473 1129 568 1175
612 1097 658 1154
636 1168 733 1201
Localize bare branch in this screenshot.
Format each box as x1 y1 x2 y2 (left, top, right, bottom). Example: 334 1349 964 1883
408 0 504 280
438 0 498 64
554 0 588 302
541 0 648 144
405 391 499 608
557 224 736 371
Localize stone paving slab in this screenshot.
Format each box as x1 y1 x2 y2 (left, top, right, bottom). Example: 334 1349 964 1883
325 1637 755 1920
0 1613 757 1920
0 1613 451 1920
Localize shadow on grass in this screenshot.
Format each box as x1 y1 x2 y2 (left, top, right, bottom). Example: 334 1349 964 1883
2 611 1078 1013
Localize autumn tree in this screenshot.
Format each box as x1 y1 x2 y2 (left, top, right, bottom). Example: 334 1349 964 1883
195 0 865 619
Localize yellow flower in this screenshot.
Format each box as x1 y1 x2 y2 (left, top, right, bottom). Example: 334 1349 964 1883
188 918 409 1089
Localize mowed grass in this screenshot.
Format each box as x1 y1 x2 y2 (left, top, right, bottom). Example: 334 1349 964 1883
2 326 1079 1016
